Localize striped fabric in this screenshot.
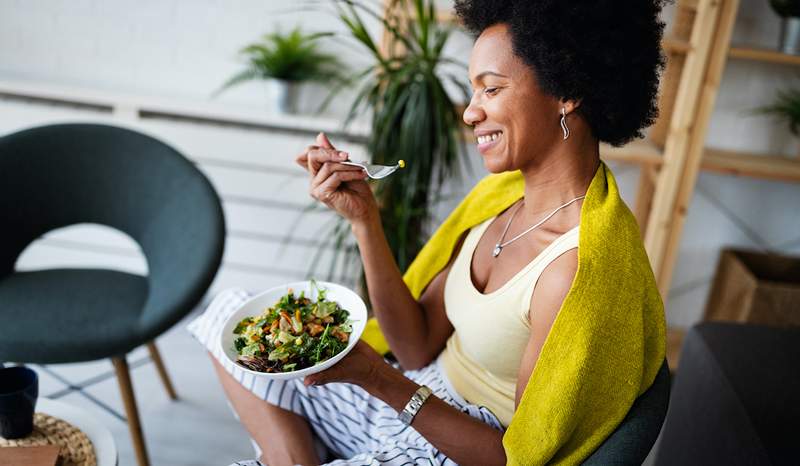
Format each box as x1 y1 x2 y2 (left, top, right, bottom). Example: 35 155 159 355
187 288 504 466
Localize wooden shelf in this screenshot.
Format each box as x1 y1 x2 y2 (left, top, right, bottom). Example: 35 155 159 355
683 0 699 10
728 46 800 66
601 138 800 183
662 37 692 54
600 139 664 166
702 148 800 182
663 37 800 66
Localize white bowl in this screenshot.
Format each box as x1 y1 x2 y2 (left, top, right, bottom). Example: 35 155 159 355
218 281 367 380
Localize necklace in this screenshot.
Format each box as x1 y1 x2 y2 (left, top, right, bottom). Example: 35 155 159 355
492 195 585 258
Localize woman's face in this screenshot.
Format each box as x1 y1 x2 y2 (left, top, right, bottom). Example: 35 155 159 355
463 23 563 173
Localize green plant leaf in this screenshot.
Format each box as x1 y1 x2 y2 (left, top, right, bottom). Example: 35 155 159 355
753 87 800 136
214 25 344 97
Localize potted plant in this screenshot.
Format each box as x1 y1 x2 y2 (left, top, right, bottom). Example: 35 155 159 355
755 87 800 156
214 27 342 114
302 0 470 287
769 0 800 54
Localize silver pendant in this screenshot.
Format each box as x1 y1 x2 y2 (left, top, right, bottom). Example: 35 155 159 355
492 244 502 258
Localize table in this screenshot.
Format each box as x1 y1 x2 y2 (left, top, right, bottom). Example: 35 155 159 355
37 398 117 466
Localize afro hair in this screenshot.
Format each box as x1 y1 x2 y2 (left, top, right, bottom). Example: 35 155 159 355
454 0 669 147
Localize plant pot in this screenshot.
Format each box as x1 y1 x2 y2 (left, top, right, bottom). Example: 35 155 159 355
266 79 300 114
779 17 800 55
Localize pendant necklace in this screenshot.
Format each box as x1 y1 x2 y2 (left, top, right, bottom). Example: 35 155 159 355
492 195 585 258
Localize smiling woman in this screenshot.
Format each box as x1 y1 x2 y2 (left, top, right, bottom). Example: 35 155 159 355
188 1 669 465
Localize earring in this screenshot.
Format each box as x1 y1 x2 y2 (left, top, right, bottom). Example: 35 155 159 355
560 107 570 140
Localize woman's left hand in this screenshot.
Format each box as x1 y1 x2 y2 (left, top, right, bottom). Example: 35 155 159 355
303 340 388 388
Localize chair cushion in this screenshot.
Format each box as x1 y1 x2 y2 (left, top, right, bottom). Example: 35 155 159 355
0 269 148 363
582 359 671 465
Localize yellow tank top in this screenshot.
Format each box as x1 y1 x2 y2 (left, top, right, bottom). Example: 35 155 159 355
438 216 580 427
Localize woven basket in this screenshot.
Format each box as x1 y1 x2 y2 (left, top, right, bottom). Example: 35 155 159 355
0 412 97 466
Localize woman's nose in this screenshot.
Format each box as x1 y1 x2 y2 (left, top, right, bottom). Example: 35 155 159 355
462 96 485 126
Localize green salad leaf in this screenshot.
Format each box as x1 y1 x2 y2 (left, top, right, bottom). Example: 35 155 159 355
233 284 353 373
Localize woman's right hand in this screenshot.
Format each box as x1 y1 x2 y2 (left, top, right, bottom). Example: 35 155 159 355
296 133 379 226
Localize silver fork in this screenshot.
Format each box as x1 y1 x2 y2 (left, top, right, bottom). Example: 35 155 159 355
341 159 405 180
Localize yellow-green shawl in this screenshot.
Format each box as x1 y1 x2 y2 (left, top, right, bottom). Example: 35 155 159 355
361 161 666 465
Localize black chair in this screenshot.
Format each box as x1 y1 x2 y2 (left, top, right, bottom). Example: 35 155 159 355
583 359 671 465
0 123 225 466
655 323 800 465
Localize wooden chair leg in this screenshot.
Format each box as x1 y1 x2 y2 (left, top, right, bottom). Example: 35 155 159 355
112 356 150 466
147 341 178 400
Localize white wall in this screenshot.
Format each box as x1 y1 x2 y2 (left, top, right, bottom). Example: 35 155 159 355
1 0 798 329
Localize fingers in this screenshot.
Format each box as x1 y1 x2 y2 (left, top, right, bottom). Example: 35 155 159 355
304 374 323 386
316 132 335 150
311 162 364 191
296 146 349 176
304 366 338 386
311 168 367 202
296 133 350 177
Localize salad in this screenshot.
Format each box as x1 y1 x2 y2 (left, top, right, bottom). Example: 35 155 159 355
232 283 352 373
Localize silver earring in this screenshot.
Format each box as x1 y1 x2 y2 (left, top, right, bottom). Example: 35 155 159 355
560 107 570 140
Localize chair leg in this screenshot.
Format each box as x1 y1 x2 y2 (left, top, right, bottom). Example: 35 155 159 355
112 356 150 466
147 341 178 400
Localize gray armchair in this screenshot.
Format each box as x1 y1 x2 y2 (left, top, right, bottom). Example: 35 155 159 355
0 123 225 466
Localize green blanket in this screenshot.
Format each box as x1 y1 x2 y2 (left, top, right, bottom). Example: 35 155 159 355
361 161 666 464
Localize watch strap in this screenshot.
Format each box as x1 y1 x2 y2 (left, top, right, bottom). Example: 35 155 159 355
398 385 433 426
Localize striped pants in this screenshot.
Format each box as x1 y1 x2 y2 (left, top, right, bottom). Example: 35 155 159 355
187 288 504 466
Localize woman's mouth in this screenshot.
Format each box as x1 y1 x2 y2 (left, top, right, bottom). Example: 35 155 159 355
476 131 502 154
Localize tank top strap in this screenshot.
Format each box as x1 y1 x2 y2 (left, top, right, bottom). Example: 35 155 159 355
520 226 580 323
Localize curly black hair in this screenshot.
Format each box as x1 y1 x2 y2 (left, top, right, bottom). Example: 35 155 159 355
454 0 669 147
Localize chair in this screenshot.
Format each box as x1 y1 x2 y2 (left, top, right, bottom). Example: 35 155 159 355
0 123 225 466
654 323 800 465
583 359 671 465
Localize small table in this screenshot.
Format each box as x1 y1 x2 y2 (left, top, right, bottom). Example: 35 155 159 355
37 398 117 466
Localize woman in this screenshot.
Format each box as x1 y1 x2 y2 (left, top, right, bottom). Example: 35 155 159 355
189 0 668 464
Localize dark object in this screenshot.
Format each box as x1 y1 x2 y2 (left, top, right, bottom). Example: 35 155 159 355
770 0 800 17
654 322 800 465
705 248 800 327
0 124 225 465
583 359 671 465
0 366 38 439
770 0 800 54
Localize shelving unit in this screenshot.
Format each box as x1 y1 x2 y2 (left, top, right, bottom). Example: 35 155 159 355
602 0 800 367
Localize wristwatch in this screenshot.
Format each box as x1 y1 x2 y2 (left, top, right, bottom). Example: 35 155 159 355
398 385 433 426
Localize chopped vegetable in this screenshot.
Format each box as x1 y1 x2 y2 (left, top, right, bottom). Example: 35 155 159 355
233 281 352 373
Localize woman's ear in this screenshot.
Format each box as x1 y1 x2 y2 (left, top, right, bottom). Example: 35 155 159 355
560 98 582 114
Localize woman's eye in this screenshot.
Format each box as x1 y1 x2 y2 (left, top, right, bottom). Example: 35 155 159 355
484 87 499 96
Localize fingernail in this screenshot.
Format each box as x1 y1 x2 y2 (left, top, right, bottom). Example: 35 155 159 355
338 151 348 160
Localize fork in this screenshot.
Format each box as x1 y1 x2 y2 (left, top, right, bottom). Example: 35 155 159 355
341 159 405 180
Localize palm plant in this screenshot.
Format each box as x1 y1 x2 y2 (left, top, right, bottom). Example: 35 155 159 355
303 0 470 286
